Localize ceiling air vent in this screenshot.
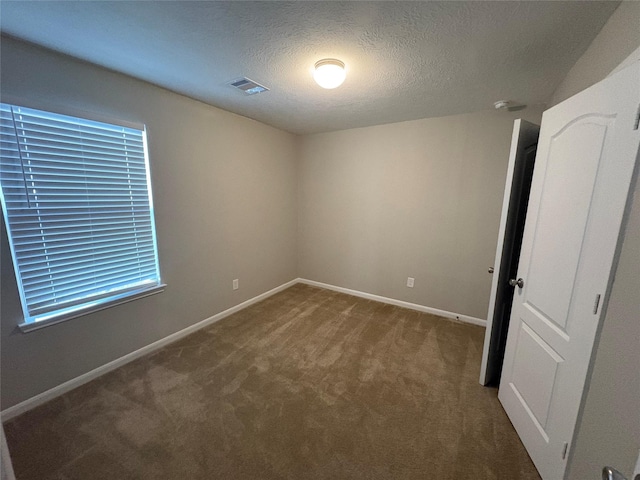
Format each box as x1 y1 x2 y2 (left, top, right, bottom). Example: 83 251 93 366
229 77 269 95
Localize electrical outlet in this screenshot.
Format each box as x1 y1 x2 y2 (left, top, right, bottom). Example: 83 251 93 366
407 277 414 288
233 279 239 290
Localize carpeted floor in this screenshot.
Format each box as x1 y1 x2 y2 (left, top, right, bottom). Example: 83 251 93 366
4 284 541 480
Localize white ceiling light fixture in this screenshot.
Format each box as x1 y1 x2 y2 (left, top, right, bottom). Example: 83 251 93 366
313 59 346 89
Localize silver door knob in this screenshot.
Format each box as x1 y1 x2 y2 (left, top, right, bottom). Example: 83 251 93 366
509 278 524 288
603 466 628 480
488 267 494 274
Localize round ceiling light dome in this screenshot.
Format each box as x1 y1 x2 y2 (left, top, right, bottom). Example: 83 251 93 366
313 59 346 89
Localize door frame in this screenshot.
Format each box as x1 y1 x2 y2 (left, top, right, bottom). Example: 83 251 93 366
479 119 539 385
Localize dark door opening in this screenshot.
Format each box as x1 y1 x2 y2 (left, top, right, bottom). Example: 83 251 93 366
484 143 537 386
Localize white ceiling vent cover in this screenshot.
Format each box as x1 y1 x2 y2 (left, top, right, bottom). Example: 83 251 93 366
229 78 269 95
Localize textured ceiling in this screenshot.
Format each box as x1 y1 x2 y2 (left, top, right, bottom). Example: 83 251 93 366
0 1 619 135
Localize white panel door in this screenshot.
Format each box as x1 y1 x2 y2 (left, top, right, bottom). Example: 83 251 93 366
499 61 640 480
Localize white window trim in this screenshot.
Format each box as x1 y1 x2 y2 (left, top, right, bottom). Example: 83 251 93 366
0 95 144 131
0 99 165 332
18 284 166 333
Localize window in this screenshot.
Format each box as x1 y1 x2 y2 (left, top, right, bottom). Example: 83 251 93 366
0 102 163 331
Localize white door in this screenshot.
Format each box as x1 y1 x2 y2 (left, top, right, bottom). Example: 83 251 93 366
480 119 539 386
498 61 640 480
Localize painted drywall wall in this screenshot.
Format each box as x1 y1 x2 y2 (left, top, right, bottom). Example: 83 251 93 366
550 1 640 106
297 106 545 320
553 3 640 479
0 37 298 409
569 171 640 480
1 425 15 480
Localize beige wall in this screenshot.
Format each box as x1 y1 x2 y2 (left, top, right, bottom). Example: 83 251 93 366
0 37 298 409
569 172 640 480
550 1 640 106
552 3 640 479
298 106 544 320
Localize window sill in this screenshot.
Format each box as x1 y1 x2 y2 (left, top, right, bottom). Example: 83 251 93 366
18 284 166 333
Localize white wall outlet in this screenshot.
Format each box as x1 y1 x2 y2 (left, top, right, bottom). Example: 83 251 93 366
233 279 239 290
406 277 414 288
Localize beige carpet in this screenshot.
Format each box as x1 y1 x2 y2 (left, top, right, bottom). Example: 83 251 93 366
4 284 540 479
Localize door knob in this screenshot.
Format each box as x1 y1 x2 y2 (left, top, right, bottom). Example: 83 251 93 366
603 466 628 480
488 267 494 274
509 278 524 288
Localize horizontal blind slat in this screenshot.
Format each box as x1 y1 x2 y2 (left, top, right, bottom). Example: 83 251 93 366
17 240 156 270
22 252 158 285
6 167 148 181
11 224 153 244
14 233 155 255
25 261 158 306
12 109 141 137
0 102 161 323
26 267 159 303
17 136 145 157
10 217 152 234
18 152 148 170
24 259 159 294
8 213 153 228
28 278 159 316
13 125 144 148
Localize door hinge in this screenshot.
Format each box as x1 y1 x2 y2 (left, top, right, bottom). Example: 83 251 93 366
593 294 602 314
634 103 640 130
562 442 569 460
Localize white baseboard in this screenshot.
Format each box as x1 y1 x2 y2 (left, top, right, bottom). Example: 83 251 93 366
1 278 298 422
297 278 487 328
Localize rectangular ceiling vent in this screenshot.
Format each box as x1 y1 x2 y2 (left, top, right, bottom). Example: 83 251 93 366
229 77 269 95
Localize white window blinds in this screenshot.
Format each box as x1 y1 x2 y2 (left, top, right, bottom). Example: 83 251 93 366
0 103 161 326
